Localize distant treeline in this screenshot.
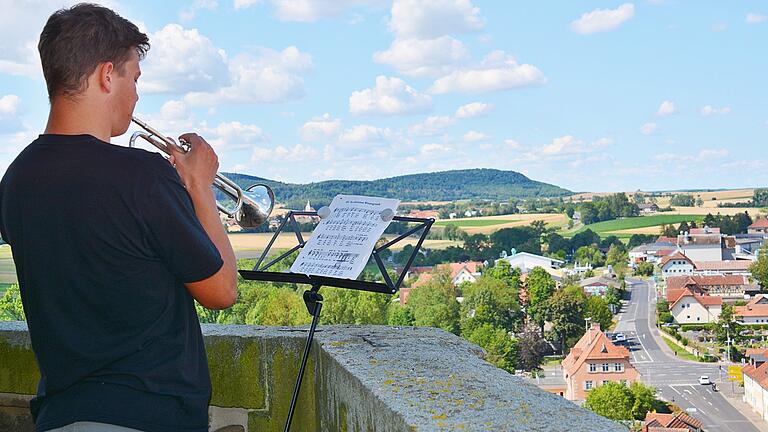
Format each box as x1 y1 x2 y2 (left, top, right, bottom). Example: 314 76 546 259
224 169 572 210
565 193 639 225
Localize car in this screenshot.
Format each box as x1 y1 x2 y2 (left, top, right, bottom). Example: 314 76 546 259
698 376 711 385
612 333 627 344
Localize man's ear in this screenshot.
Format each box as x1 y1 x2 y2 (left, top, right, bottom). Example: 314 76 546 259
97 62 115 93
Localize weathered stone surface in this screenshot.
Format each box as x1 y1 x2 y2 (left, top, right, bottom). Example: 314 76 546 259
0 322 625 432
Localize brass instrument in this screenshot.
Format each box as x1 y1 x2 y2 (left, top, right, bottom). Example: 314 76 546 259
129 117 274 228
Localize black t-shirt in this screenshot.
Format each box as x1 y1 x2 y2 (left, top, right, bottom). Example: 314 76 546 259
0 134 224 432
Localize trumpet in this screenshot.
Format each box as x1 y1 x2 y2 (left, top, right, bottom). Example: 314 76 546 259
129 117 275 228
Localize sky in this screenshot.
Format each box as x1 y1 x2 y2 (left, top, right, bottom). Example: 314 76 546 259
0 0 766 193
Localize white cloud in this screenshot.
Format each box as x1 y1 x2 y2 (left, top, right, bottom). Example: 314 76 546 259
180 0 219 21
463 130 490 142
241 0 387 21
373 36 469 78
338 124 394 143
140 24 229 94
640 122 658 135
299 113 343 141
208 121 268 143
538 135 612 157
408 115 455 136
430 50 545 94
655 148 729 162
349 76 431 115
184 46 313 105
455 102 491 118
700 105 731 116
570 3 635 35
0 95 20 116
420 142 451 155
251 143 319 161
504 139 521 149
389 0 484 39
746 13 767 24
656 100 676 116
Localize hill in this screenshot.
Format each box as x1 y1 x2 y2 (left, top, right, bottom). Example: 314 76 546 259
223 168 571 209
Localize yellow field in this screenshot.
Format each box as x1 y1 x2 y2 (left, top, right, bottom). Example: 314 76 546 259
606 226 665 235
228 232 460 253
438 213 569 235
664 206 765 216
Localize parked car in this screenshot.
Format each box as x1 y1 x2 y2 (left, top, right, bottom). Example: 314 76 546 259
612 333 627 344
698 376 711 385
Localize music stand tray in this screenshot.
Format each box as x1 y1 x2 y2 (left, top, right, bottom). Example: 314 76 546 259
239 210 433 432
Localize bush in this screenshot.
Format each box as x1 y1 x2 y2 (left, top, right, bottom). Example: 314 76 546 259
658 312 674 324
680 324 714 332
680 337 689 346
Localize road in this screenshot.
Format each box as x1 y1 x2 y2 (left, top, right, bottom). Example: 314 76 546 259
615 278 759 432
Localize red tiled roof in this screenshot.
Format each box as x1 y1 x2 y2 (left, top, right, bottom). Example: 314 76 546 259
743 362 768 390
657 236 677 244
745 348 768 358
655 249 677 257
562 324 632 375
666 274 751 290
694 260 753 271
690 227 721 234
644 412 703 431
660 252 692 268
669 288 722 309
735 296 768 317
749 219 768 229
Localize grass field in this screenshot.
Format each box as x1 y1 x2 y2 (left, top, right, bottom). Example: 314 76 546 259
563 214 704 239
434 219 519 228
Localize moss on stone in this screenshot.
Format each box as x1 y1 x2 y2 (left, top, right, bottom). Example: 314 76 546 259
0 338 39 394
207 337 266 409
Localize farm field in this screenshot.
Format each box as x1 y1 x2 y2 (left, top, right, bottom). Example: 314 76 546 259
664 206 765 216
563 214 705 239
434 213 569 235
228 232 461 255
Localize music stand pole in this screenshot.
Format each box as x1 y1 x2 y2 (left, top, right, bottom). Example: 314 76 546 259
284 283 323 432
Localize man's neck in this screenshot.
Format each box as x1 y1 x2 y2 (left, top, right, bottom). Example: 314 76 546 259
44 97 112 143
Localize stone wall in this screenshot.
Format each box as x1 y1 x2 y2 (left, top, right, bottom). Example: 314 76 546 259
0 321 626 431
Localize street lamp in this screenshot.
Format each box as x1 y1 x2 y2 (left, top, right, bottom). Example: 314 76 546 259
722 323 732 364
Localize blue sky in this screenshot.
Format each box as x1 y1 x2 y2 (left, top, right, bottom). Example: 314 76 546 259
0 0 766 193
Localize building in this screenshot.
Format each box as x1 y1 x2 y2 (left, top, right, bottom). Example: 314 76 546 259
666 274 758 299
629 241 676 265
749 219 768 235
642 412 703 432
677 227 736 261
667 288 722 324
694 260 753 276
638 203 659 214
497 251 564 272
561 323 640 401
660 252 695 277
735 295 768 325
579 275 621 297
743 361 768 421
398 262 483 305
746 348 768 367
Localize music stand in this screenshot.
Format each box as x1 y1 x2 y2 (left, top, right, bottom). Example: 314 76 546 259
239 210 433 432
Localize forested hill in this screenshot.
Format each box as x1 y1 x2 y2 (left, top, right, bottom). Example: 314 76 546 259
223 168 571 209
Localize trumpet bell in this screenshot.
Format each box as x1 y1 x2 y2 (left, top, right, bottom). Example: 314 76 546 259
236 184 275 228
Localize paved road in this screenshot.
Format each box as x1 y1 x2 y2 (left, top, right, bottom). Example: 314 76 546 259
616 278 759 432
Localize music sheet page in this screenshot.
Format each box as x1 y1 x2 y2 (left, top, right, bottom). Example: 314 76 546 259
290 195 400 279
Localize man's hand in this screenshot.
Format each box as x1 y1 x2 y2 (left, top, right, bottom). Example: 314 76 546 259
167 133 218 192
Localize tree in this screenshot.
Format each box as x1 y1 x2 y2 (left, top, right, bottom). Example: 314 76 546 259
584 382 634 421
460 276 522 334
606 244 628 268
716 303 739 344
465 324 518 374
629 382 658 420
754 188 768 207
545 232 571 257
751 247 768 291
575 245 605 267
407 268 461 334
670 194 695 207
387 301 415 326
0 284 25 321
516 320 550 372
247 288 310 326
546 285 586 351
571 229 601 250
634 262 655 277
584 296 613 330
527 267 556 326
483 260 521 292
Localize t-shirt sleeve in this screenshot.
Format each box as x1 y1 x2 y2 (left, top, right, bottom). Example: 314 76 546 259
142 166 224 283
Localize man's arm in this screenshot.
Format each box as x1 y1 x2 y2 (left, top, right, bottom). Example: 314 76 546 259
170 133 237 310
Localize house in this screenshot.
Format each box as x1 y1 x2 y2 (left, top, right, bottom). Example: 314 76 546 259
399 262 483 305
642 412 703 432
749 219 768 235
743 361 768 421
638 203 659 214
693 260 753 276
666 275 758 299
746 348 768 367
561 323 640 401
677 227 736 261
497 251 564 272
629 241 676 265
660 252 695 277
579 276 621 297
668 288 722 324
735 295 768 325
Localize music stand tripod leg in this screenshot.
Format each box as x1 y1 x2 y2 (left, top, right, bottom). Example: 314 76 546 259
284 283 323 432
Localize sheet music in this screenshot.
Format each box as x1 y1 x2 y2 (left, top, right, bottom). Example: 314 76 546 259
291 195 400 279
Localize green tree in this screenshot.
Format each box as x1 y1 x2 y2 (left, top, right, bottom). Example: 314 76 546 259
527 267 556 326
483 260 521 291
546 285 587 351
584 382 635 421
634 262 655 277
606 244 628 267
247 288 310 326
670 194 695 207
0 284 25 321
516 320 549 371
753 188 768 207
584 296 613 330
465 324 518 373
716 303 739 344
460 276 522 334
629 382 657 420
387 301 415 326
407 268 461 334
750 247 768 291
575 245 605 267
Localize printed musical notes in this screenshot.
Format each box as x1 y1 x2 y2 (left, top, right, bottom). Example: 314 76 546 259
291 195 400 280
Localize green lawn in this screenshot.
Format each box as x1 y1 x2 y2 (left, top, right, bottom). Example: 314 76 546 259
660 336 701 361
563 214 704 238
434 219 519 228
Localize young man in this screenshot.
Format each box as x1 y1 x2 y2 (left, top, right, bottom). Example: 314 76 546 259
0 4 238 432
